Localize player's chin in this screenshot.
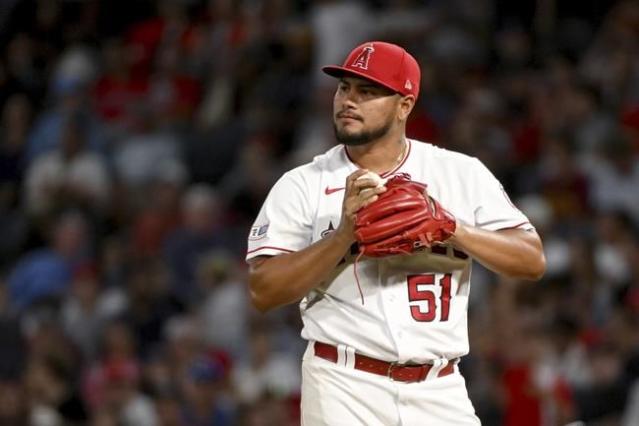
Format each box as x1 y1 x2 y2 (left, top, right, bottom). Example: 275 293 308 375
336 120 363 133
338 125 360 136
334 123 372 146
339 134 373 146
336 127 358 139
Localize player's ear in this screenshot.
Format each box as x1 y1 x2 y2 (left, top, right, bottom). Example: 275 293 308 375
397 95 415 121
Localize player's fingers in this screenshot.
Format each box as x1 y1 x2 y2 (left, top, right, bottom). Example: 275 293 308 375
358 188 376 199
342 194 361 215
343 170 381 220
346 169 369 186
360 195 379 208
344 205 360 223
357 183 386 198
353 178 379 190
345 171 371 197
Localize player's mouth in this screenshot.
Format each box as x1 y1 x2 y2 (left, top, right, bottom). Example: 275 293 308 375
337 112 363 122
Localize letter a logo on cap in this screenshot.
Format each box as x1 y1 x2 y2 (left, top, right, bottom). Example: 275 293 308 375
351 45 375 70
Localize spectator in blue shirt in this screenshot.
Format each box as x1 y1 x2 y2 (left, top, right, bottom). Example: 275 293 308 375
8 211 90 312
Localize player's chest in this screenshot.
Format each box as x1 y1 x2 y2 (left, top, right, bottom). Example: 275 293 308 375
311 169 474 243
312 180 346 242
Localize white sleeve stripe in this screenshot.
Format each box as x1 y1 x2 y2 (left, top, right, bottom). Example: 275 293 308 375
246 246 295 255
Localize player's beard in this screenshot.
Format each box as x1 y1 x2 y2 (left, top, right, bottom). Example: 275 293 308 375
334 116 394 146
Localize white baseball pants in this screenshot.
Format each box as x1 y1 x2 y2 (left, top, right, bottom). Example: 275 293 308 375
300 342 481 426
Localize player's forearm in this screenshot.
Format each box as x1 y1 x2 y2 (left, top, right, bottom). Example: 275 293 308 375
448 224 546 280
248 231 354 312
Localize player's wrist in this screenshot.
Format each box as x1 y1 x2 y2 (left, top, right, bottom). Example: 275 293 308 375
332 227 356 248
448 221 468 245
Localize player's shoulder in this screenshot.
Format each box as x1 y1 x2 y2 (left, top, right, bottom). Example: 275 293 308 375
410 139 480 167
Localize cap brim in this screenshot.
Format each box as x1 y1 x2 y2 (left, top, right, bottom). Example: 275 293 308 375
322 65 402 95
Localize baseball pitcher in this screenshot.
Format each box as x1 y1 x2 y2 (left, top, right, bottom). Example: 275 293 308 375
246 41 546 425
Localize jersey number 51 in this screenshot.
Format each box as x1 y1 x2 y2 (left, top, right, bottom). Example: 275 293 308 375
407 273 452 322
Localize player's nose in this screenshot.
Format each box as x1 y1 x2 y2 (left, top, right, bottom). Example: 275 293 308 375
336 95 359 116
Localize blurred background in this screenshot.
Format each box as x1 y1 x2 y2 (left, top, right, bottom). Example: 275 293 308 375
0 0 638 425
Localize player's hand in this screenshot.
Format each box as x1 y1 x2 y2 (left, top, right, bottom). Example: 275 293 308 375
335 169 387 243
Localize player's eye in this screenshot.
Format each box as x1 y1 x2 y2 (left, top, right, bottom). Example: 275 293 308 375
359 86 380 97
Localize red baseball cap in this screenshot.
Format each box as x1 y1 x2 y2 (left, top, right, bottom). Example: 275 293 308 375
322 41 421 99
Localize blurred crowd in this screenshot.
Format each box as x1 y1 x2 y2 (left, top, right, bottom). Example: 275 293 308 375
0 0 638 425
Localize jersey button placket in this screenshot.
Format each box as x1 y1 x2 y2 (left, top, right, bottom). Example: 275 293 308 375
380 261 406 361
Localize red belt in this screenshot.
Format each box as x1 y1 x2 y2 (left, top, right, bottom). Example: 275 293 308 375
313 341 456 383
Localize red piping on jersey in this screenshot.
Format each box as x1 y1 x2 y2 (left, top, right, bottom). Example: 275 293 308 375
246 246 295 255
344 140 412 177
496 221 532 231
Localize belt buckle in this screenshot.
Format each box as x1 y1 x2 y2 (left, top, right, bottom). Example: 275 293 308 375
386 362 399 381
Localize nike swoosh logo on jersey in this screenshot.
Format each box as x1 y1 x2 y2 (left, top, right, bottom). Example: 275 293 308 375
324 186 345 195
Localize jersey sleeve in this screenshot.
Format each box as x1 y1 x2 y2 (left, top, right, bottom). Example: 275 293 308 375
470 158 533 231
246 170 313 261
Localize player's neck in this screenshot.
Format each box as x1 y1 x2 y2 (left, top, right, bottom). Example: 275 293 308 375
346 134 408 175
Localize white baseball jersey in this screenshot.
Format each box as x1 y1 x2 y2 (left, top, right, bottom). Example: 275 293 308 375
246 139 532 363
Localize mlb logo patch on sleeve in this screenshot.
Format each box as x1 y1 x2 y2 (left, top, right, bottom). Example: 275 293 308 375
249 224 269 240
